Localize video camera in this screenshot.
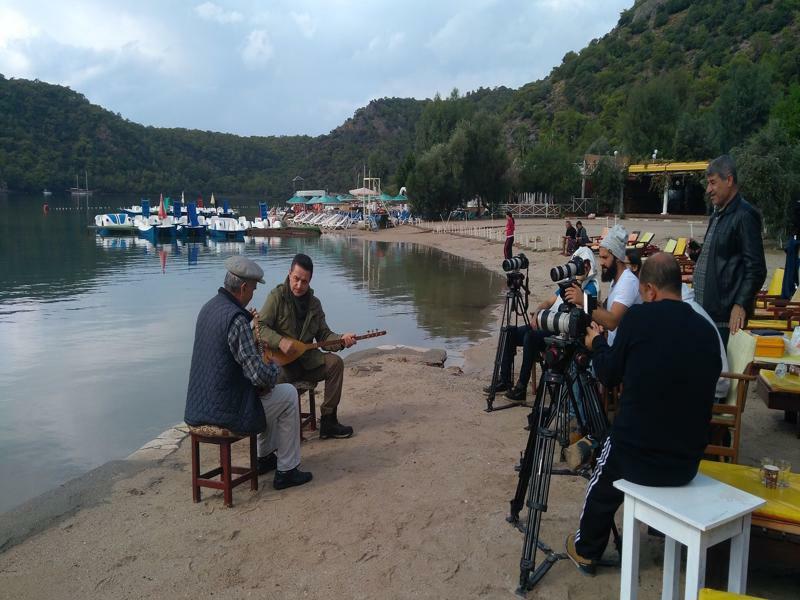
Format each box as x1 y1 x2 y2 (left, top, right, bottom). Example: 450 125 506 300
502 253 529 291
535 257 596 341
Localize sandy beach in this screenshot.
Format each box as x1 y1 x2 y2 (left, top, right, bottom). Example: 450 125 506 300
1 217 797 599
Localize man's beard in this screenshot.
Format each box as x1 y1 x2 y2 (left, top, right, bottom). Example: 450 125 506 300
601 260 617 282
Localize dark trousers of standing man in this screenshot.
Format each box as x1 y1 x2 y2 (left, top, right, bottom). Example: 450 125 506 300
504 236 514 259
277 353 344 416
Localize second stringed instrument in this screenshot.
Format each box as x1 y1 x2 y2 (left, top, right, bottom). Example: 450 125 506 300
251 310 386 366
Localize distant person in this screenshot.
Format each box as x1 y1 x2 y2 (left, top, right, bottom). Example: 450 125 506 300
258 253 357 439
565 225 640 345
565 220 577 254
504 210 515 259
565 253 721 575
693 155 767 344
184 257 312 490
625 248 642 278
575 221 591 247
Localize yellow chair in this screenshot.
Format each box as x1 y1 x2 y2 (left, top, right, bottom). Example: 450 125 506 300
674 237 687 257
633 231 654 248
705 331 757 464
699 589 767 600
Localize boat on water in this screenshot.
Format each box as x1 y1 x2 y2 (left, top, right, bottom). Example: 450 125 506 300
43 189 52 196
94 213 138 235
207 216 246 240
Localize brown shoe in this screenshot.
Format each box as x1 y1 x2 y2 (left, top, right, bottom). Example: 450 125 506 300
565 534 596 576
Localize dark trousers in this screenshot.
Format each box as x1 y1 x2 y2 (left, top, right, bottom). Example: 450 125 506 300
501 326 547 388
504 236 514 259
575 437 623 560
717 325 730 347
278 353 344 416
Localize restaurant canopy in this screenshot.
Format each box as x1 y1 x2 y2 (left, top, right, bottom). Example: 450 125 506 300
287 196 306 204
317 195 341 204
349 187 378 197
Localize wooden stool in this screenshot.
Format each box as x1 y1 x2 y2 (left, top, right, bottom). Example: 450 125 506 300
292 381 318 441
614 474 764 600
189 425 258 507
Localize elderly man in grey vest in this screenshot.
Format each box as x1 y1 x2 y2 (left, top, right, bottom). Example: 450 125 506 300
185 256 312 490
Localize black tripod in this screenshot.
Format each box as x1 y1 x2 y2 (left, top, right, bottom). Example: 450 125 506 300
485 270 530 412
507 336 619 595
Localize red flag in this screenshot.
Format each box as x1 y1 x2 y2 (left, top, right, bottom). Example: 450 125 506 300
197 195 204 208
158 193 166 219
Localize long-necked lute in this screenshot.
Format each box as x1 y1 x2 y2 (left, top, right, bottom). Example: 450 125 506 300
251 311 386 366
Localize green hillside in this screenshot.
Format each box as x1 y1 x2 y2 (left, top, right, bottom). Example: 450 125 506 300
0 77 423 198
1 0 799 230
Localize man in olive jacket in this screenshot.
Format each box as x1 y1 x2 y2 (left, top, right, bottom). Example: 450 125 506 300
258 253 357 438
693 155 767 345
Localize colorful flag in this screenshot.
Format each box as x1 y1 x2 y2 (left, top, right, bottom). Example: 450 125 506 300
158 193 166 219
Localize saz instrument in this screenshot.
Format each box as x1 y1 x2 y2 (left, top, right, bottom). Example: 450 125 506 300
250 311 386 366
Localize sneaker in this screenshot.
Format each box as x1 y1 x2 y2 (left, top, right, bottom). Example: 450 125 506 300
565 534 596 576
257 452 277 475
273 467 313 490
504 385 526 402
320 414 354 439
483 381 511 394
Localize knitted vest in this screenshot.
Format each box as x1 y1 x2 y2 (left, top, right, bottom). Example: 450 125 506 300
184 289 266 434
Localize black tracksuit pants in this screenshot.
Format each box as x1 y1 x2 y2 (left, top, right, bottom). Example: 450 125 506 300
574 436 624 559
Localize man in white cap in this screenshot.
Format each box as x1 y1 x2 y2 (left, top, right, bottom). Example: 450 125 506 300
185 256 312 491
566 224 641 345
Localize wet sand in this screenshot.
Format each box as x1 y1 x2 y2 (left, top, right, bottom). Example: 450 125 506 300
0 218 797 599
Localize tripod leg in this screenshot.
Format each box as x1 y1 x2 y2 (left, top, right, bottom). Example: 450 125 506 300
486 297 512 411
508 371 547 524
517 374 568 593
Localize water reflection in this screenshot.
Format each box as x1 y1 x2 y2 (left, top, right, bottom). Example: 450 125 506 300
0 193 504 513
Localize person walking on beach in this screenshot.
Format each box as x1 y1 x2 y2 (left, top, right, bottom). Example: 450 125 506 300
692 155 767 345
184 256 312 490
258 253 357 439
504 210 515 259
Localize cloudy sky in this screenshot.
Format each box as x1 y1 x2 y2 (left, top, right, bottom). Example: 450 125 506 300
0 0 631 137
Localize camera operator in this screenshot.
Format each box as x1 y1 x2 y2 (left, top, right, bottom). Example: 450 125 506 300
484 248 598 402
565 225 640 345
564 253 721 575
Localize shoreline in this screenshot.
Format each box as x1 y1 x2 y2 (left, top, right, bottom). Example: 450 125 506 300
2 221 797 599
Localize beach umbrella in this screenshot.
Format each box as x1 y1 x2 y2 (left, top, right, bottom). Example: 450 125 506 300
287 196 306 204
318 195 341 204
211 192 216 206
378 193 395 202
306 196 320 205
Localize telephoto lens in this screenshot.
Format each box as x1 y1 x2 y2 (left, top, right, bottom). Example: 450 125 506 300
502 253 529 272
550 256 585 282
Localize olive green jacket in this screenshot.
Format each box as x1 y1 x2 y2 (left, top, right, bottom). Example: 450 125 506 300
257 279 342 371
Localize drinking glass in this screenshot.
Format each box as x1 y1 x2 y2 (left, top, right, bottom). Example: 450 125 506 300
777 459 792 488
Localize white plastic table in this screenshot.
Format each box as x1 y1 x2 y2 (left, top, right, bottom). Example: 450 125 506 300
613 474 765 600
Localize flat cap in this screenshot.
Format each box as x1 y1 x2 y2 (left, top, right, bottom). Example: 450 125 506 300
225 256 265 284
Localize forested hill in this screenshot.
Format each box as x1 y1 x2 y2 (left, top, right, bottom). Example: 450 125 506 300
1 0 799 216
0 76 424 197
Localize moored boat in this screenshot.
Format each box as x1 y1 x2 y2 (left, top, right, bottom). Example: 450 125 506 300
94 213 138 235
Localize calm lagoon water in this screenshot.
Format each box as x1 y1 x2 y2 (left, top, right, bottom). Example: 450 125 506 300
0 193 504 513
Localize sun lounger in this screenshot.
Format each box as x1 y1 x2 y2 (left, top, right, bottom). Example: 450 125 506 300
663 239 677 254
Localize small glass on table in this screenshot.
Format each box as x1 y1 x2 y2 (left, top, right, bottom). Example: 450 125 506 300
777 459 792 488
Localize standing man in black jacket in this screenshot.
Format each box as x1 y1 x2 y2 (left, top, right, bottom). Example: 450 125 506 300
693 155 767 345
565 253 721 575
